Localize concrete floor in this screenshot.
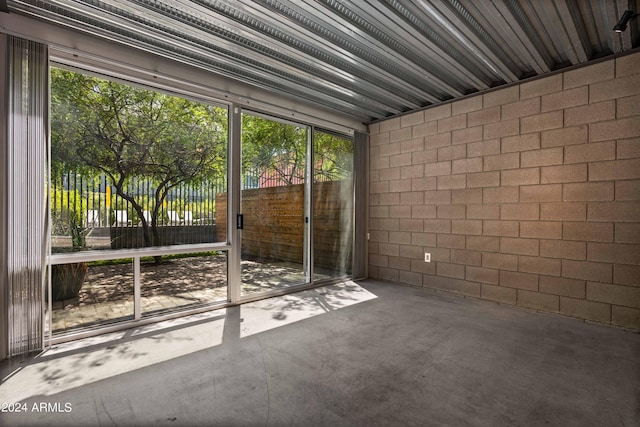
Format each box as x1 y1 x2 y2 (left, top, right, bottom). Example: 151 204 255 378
1 279 639 426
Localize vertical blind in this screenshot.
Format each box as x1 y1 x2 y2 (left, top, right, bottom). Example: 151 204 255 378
6 36 48 357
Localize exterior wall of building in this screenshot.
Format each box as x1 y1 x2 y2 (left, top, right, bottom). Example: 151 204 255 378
368 52 640 330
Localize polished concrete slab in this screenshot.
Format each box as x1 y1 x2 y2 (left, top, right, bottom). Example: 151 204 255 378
1 279 639 426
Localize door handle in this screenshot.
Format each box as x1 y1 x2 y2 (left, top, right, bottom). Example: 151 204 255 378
237 213 243 229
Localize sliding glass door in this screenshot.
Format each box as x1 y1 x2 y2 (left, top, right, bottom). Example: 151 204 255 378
240 113 310 296
46 62 357 339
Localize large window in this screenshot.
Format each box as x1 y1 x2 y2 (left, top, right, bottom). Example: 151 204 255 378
49 67 229 334
50 67 228 253
47 64 356 337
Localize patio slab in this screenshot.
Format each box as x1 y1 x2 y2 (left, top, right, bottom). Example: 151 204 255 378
50 256 320 333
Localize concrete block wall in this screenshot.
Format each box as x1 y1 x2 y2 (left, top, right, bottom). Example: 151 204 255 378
368 52 640 330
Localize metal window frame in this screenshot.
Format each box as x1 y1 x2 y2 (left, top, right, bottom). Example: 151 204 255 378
233 109 317 302
303 126 314 284
0 14 366 350
45 61 236 344
228 104 242 304
42 44 362 346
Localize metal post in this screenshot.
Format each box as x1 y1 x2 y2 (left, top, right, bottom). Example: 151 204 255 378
303 126 314 283
134 256 141 319
228 104 241 302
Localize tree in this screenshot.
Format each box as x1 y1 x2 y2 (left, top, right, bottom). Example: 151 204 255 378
240 116 353 187
314 131 353 181
50 67 227 250
241 114 307 187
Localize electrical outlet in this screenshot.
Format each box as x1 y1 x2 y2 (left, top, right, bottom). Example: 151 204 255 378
424 252 431 263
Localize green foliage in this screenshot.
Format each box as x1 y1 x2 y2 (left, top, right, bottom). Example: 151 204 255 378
51 67 228 247
50 67 354 253
50 187 88 250
240 115 353 185
51 67 228 183
241 114 307 185
314 132 354 181
51 262 88 301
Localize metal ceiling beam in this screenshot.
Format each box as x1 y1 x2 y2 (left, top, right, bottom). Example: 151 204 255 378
0 10 368 132
445 0 525 81
273 0 457 101
3 0 626 123
491 0 551 73
379 0 492 89
46 0 396 118
228 0 431 109
331 0 470 94
230 0 441 104
182 0 425 111
520 0 577 65
462 0 545 75
575 0 609 55
84 0 402 116
554 0 589 63
455 0 533 75
313 0 466 96
208 0 441 109
124 2 404 115
409 0 520 82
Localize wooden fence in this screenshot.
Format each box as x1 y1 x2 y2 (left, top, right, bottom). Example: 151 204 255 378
216 179 353 272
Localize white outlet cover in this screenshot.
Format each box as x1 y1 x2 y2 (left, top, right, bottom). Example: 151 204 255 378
424 252 431 262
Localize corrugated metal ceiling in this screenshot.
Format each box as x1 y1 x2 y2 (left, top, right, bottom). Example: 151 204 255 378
5 0 640 124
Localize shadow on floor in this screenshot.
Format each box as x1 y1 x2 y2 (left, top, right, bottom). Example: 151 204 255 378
2 279 639 427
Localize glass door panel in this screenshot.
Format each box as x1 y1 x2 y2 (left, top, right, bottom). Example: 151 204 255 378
141 251 228 317
240 113 309 296
313 131 354 280
51 257 134 334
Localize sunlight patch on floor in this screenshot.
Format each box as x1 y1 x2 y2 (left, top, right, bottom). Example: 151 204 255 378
238 281 377 338
0 281 376 403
